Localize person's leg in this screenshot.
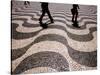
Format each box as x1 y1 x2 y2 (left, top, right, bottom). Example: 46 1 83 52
24 1 26 5
24 1 28 8
72 9 75 22
46 10 54 23
27 1 30 5
74 12 80 28
72 14 75 22
39 10 45 23
39 10 48 29
75 12 78 22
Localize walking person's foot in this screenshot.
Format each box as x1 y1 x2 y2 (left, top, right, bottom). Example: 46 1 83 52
39 22 48 29
74 25 80 28
41 23 48 29
51 20 54 23
73 21 80 28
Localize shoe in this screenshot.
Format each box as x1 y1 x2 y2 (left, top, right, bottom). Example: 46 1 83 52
73 25 80 28
39 21 42 24
40 23 48 29
75 26 80 28
51 20 54 23
72 22 80 28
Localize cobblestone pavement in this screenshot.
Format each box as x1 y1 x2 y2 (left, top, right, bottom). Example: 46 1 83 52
11 0 97 74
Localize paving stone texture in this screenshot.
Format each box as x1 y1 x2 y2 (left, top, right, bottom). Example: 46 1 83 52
11 0 97 74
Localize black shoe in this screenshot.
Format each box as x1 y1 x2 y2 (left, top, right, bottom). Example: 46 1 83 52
72 22 80 28
73 24 80 28
39 21 42 24
75 25 80 28
40 23 48 29
51 20 54 23
77 26 80 28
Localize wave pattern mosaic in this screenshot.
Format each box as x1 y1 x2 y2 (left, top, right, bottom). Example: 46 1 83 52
11 0 97 74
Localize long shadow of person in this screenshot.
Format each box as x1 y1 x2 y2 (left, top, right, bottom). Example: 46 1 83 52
39 2 54 29
71 4 80 28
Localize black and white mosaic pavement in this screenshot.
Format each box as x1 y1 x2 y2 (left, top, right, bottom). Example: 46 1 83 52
11 0 97 74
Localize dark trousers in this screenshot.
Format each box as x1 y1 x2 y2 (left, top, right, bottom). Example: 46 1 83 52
72 9 78 22
39 9 53 23
24 1 30 5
